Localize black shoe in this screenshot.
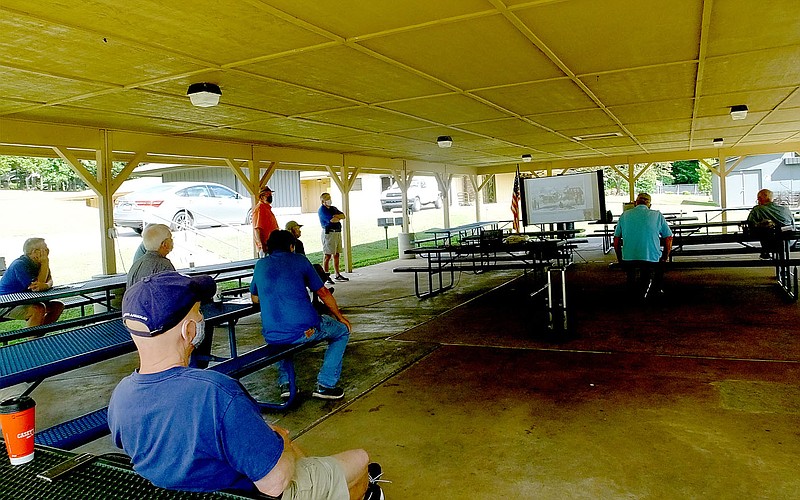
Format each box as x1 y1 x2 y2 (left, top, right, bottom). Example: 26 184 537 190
279 383 290 399
312 385 344 400
326 278 335 285
335 274 349 282
364 463 388 500
364 483 384 500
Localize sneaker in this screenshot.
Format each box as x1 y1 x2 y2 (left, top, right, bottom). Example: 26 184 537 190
312 385 344 400
364 462 388 500
364 483 384 500
326 278 335 285
279 383 291 399
335 274 349 282
368 463 384 484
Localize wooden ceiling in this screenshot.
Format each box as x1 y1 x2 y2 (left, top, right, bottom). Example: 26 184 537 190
0 0 798 172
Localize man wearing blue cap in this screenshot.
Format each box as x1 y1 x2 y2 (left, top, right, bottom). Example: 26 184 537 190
108 271 384 499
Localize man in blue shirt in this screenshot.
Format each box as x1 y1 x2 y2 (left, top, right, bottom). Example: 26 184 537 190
109 272 384 499
0 237 64 327
250 230 352 400
318 192 349 283
613 193 673 298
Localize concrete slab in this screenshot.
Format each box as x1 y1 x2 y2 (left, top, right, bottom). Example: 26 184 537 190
5 242 799 498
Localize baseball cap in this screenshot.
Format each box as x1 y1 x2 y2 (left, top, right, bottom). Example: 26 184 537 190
122 272 216 337
285 220 303 231
259 185 274 195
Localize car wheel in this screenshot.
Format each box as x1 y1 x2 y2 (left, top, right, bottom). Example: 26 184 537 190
132 226 143 235
434 196 443 209
412 197 421 212
171 211 194 231
246 208 253 224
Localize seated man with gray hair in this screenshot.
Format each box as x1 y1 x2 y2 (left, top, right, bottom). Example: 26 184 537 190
126 224 176 288
0 237 64 327
613 193 673 300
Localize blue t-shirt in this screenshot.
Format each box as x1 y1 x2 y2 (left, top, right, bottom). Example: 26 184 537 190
0 255 41 295
318 204 343 231
614 205 673 262
108 367 283 493
249 250 325 343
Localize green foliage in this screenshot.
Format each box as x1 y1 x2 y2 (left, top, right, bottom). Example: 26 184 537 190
671 160 700 184
602 163 673 196
0 155 127 192
697 161 713 194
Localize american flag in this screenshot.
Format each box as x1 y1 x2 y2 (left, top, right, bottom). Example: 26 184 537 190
511 166 521 232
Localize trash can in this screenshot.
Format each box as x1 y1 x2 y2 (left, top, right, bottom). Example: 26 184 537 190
398 232 416 260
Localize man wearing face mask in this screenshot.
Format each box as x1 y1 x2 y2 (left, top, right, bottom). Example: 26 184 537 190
253 185 279 258
318 192 349 283
108 272 385 499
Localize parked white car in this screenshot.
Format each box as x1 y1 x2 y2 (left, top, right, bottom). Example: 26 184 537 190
113 182 252 233
380 176 443 212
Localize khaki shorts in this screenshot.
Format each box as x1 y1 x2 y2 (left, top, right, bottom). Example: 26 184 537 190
282 456 349 500
321 231 342 255
4 304 36 321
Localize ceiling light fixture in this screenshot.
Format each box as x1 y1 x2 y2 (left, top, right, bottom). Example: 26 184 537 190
437 136 453 148
572 132 624 141
712 138 724 147
730 104 748 120
187 82 222 107
522 154 532 162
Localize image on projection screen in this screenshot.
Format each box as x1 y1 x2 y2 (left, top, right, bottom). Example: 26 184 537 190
520 171 605 225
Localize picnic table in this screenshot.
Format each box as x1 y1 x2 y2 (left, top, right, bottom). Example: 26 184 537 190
667 226 800 299
0 442 253 499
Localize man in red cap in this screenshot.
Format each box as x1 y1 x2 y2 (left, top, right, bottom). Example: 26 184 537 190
253 185 279 257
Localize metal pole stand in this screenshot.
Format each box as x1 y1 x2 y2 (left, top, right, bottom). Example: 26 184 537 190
546 267 568 334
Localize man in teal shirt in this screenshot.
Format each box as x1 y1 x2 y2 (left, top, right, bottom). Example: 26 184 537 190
613 193 673 298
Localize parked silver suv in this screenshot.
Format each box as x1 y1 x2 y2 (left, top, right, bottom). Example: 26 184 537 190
380 176 443 212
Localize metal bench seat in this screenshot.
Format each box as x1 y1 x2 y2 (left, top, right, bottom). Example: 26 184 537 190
34 341 323 449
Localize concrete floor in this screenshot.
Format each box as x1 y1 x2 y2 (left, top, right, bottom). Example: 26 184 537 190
4 242 800 499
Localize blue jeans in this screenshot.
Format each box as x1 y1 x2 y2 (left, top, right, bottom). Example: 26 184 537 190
276 314 350 388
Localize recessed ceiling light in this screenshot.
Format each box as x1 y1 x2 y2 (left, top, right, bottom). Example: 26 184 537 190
437 136 453 148
572 132 624 141
521 154 532 162
187 83 222 107
712 138 724 146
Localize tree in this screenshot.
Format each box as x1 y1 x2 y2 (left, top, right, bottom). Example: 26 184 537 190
697 161 713 195
671 160 700 184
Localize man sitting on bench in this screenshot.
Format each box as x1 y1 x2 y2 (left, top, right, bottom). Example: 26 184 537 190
250 230 352 400
746 188 796 259
0 237 64 327
108 272 384 499
613 193 673 299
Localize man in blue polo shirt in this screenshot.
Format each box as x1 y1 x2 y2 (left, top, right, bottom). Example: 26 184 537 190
318 192 349 283
613 193 673 298
0 237 64 326
250 230 352 400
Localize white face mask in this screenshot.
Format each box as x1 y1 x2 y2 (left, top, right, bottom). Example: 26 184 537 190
323 199 332 207
183 319 206 347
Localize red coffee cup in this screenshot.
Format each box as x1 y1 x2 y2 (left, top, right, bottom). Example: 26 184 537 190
0 396 36 465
